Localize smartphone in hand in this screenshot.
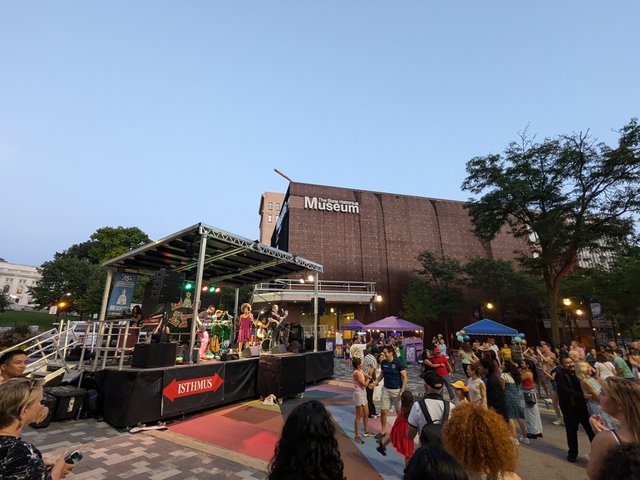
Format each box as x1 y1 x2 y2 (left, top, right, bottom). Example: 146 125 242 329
64 450 83 465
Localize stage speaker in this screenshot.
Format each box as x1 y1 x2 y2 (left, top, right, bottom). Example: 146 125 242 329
271 344 287 354
305 338 326 351
131 343 177 368
288 324 304 343
221 353 239 361
309 297 326 314
241 346 261 358
257 355 306 399
149 269 185 303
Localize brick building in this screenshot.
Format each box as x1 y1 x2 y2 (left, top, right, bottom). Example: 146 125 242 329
262 182 529 339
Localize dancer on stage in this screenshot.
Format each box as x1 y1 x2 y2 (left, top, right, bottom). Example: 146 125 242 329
196 305 215 360
238 303 254 352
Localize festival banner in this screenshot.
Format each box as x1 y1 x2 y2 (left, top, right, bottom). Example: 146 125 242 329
161 363 225 417
107 272 138 312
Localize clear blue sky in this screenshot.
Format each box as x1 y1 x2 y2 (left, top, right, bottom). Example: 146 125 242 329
1 1 638 266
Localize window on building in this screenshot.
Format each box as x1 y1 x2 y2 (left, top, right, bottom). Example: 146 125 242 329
268 215 272 223
268 202 273 210
276 203 281 211
2 285 9 294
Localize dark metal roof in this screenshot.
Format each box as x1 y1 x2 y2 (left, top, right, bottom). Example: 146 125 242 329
101 223 322 287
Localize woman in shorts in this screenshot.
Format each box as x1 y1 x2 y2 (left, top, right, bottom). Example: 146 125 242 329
352 357 373 444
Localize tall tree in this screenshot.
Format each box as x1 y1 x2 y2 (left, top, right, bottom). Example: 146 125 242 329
416 251 464 340
400 278 437 326
0 292 10 313
462 119 640 345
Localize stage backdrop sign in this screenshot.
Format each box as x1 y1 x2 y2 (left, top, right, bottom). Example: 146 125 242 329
107 272 138 312
161 364 225 417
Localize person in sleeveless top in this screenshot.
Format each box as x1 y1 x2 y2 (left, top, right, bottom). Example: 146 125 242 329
466 362 487 407
586 377 640 479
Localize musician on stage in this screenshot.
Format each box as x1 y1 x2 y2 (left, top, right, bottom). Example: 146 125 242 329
196 305 215 360
238 303 254 352
269 304 288 345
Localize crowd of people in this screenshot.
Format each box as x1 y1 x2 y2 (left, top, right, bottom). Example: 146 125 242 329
267 334 640 480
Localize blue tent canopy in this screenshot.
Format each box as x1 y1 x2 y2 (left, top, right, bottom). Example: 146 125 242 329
462 319 519 336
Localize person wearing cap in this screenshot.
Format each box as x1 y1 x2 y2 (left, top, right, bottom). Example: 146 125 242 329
406 371 455 443
451 380 470 407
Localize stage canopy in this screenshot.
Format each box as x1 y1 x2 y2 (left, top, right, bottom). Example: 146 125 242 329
364 316 424 332
340 319 366 331
462 319 518 336
102 223 323 287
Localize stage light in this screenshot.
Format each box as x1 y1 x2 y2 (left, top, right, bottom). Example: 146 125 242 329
184 282 193 291
214 287 221 293
202 286 208 292
307 274 314 282
299 278 305 284
208 285 216 293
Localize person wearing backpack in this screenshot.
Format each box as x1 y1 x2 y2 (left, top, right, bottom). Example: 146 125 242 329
406 371 455 446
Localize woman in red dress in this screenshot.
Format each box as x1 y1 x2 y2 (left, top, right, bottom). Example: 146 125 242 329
237 303 254 351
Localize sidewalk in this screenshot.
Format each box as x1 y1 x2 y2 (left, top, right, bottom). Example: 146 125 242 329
22 357 591 480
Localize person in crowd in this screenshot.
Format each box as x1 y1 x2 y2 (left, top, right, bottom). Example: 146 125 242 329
458 343 478 378
585 348 597 367
466 362 487 407
482 348 501 374
594 352 616 382
351 357 372 444
501 343 512 363
539 357 563 425
520 360 543 438
423 347 455 399
442 403 521 480
575 361 617 430
372 351 384 406
535 342 555 398
376 332 386 347
0 378 74 479
450 381 469 407
594 442 640 480
479 359 506 420
349 335 364 366
376 390 414 464
403 444 468 480
607 341 623 356
344 340 352 368
0 350 28 384
628 341 640 379
268 400 344 480
570 340 586 361
363 347 379 419
487 338 500 361
438 337 448 360
372 346 407 439
501 361 529 445
130 305 143 326
421 349 435 374
510 340 523 365
555 356 595 462
406 372 455 445
610 349 635 380
586 376 640 479
237 303 254 352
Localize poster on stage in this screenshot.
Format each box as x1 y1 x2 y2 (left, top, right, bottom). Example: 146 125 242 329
107 272 138 312
161 363 225 417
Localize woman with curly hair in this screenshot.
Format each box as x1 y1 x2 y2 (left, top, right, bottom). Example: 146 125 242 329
586 377 640 479
268 400 345 480
443 403 520 480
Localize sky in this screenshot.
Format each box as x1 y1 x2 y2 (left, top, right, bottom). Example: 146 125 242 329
1 1 639 266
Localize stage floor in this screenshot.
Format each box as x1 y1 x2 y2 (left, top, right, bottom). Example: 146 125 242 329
165 381 407 480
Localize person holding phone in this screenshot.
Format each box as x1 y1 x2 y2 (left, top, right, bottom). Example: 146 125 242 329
0 378 76 479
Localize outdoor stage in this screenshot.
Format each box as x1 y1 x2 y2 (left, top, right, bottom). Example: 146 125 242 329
96 350 333 428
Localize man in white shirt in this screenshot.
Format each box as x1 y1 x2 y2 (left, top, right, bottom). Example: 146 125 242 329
407 372 455 442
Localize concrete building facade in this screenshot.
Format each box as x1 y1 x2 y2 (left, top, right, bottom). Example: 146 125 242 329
0 260 41 309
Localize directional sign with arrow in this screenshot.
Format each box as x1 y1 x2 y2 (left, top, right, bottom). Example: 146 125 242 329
161 364 226 416
162 373 224 402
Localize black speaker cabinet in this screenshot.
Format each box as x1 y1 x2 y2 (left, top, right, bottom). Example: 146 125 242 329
131 343 177 368
241 346 261 358
305 338 326 351
270 344 287 354
257 354 306 399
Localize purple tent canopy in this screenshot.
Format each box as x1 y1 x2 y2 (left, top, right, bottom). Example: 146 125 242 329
364 316 424 332
341 319 366 331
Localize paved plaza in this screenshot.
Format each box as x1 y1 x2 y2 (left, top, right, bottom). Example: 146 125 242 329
22 357 594 479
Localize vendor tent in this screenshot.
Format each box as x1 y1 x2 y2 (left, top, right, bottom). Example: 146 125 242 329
462 319 518 336
364 316 424 332
341 319 366 331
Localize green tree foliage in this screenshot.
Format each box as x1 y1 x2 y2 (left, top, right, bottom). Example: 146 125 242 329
0 292 10 313
415 251 464 338
400 278 437 326
463 258 545 324
462 119 640 345
31 227 151 316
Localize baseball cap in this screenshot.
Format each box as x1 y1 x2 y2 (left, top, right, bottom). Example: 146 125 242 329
451 380 469 392
420 371 444 389
433 347 441 354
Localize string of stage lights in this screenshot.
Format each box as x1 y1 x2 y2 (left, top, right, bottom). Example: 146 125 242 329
183 282 221 294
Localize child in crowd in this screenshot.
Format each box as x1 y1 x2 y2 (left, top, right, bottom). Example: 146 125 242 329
376 390 415 465
451 380 470 406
